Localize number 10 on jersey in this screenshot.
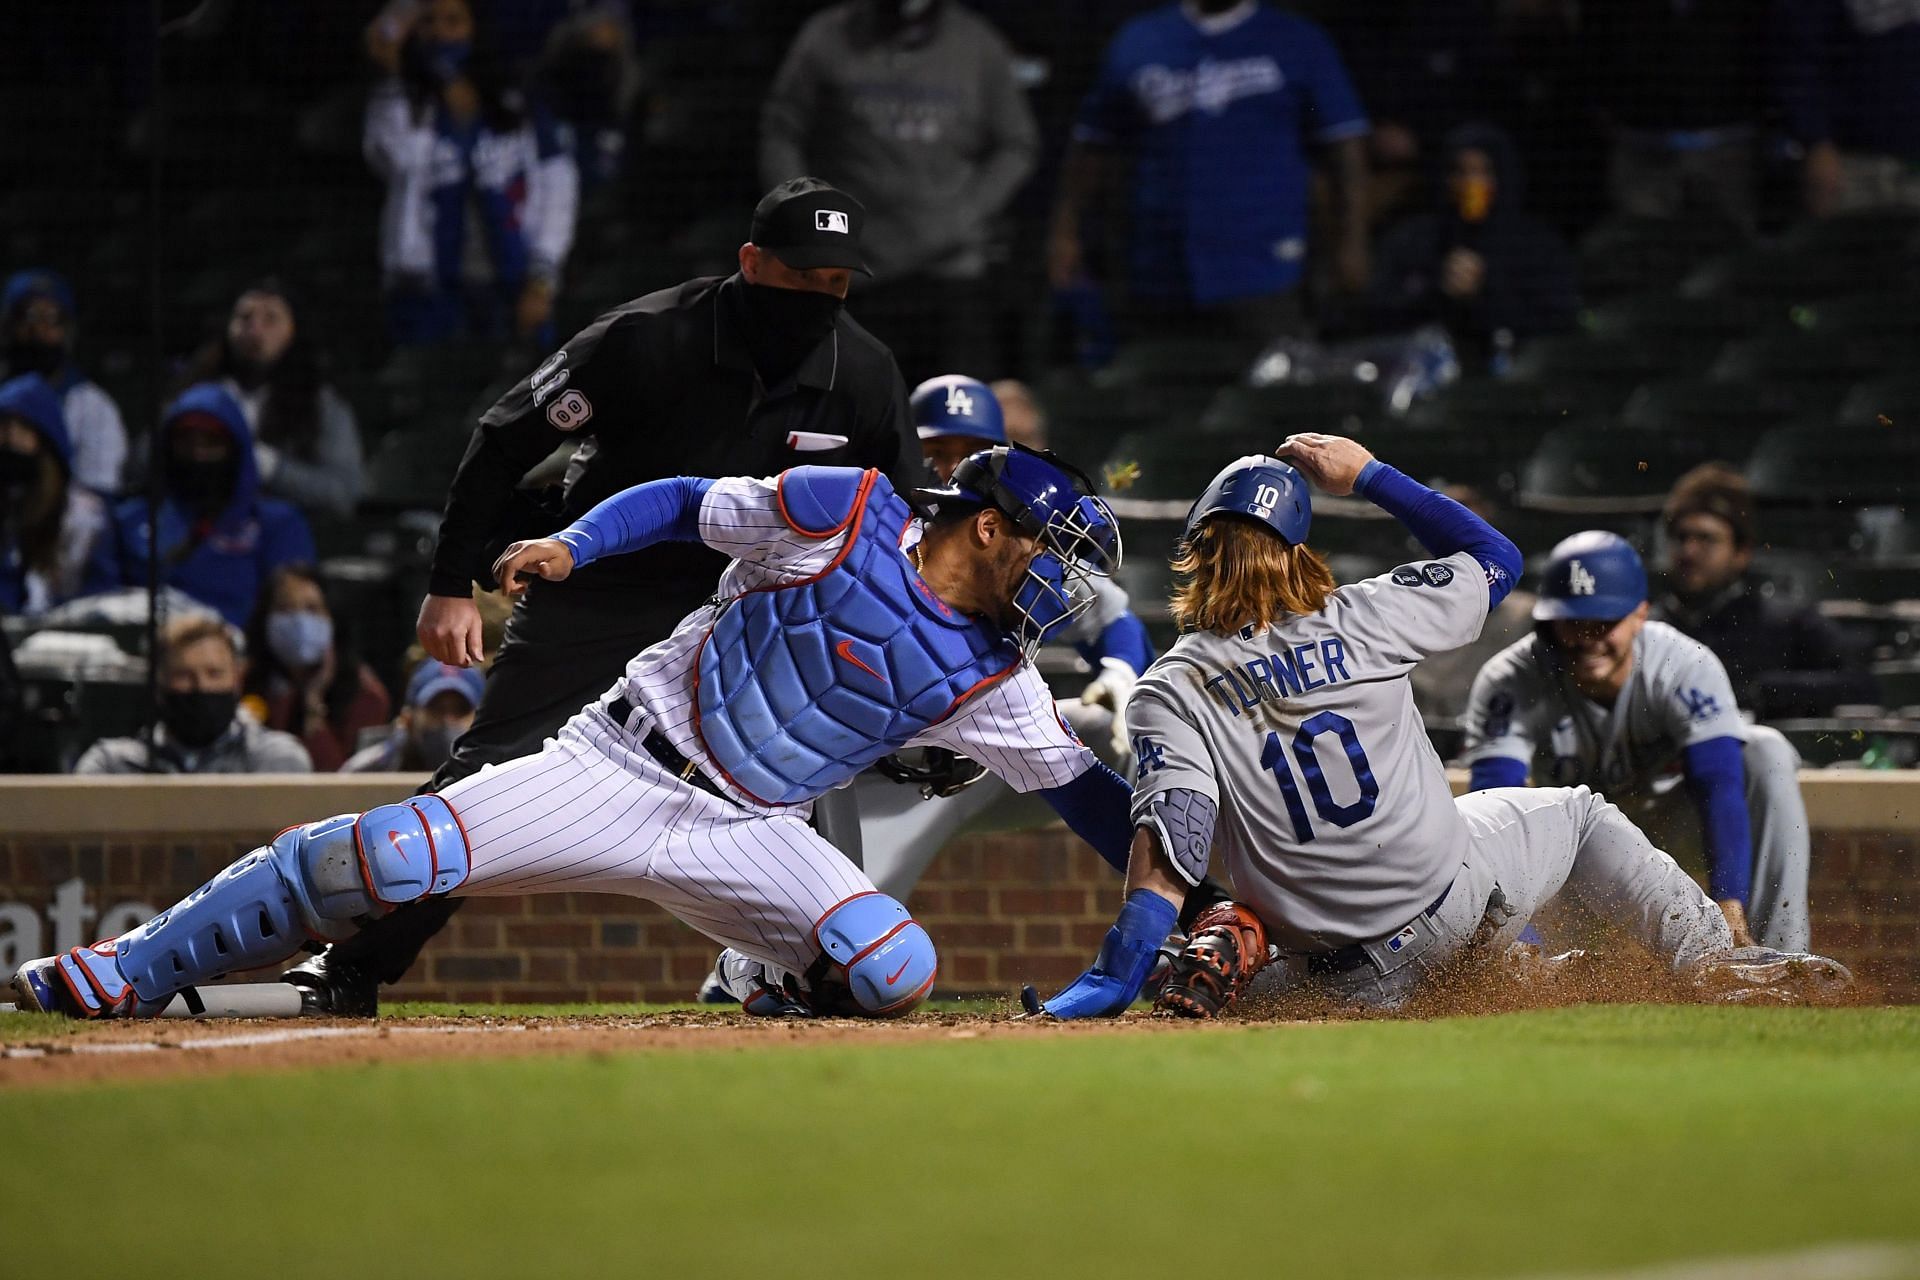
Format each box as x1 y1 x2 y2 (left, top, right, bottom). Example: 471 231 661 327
1260 711 1379 842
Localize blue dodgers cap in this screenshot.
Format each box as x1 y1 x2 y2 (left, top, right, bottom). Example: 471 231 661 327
1532 531 1648 621
1185 455 1313 546
911 375 1007 444
405 659 486 709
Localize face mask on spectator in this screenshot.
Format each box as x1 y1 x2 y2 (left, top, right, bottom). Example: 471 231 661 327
1455 175 1495 224
267 611 333 669
0 447 38 499
411 721 465 769
740 284 844 381
5 338 63 377
167 455 238 511
422 38 471 82
161 689 238 748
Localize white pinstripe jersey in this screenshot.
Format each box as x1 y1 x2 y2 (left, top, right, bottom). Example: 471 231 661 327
614 476 1099 812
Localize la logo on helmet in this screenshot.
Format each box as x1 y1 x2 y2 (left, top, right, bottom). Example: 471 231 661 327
1568 560 1597 596
944 385 974 416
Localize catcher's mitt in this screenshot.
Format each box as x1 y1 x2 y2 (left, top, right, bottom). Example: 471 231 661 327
1153 901 1271 1019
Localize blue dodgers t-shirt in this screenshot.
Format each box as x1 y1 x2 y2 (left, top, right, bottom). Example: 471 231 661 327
1074 2 1368 305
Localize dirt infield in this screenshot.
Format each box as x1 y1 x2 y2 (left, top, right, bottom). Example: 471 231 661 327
0 1007 1221 1090
1 940 1878 1091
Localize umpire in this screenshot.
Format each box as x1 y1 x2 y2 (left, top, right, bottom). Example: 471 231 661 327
287 178 918 1012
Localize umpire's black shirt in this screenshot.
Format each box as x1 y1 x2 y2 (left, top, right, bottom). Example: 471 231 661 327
428 273 916 603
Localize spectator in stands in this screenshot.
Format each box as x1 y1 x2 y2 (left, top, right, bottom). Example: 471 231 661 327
0 374 108 617
989 377 1046 449
1 270 127 495
240 564 391 772
73 614 311 775
343 657 484 773
1582 0 1766 228
85 384 315 629
364 0 580 346
1651 463 1876 720
1775 0 1920 216
1366 122 1578 373
760 1 1039 385
175 281 363 519
535 2 642 189
1048 0 1370 344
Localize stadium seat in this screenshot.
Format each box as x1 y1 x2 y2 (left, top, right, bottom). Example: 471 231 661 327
1508 336 1691 406
1745 424 1920 506
1838 375 1920 430
1872 659 1920 711
1402 377 1586 435
1516 425 1715 513
1581 294 1782 351
1709 334 1902 408
1794 294 1920 348
1682 244 1903 304
1094 337 1259 390
1829 560 1920 606
1618 379 1820 460
1199 382 1380 436
1577 214 1751 300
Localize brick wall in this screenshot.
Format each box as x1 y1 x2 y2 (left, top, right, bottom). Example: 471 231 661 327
0 777 1913 1005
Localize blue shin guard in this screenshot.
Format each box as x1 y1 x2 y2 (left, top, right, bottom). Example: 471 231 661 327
52 796 471 1018
813 892 937 1016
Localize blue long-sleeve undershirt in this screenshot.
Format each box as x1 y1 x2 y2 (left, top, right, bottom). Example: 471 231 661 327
1683 735 1752 905
1354 460 1522 609
553 476 715 568
1075 612 1155 677
1469 757 1529 792
1039 760 1134 872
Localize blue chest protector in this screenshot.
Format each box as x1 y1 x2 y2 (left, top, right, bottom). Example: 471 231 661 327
696 468 1020 806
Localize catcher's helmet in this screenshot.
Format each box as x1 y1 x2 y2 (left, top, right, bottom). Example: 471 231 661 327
1185 454 1313 546
911 374 1006 444
1532 531 1647 621
912 444 1121 656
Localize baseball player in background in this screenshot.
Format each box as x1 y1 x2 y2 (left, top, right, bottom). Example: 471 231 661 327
14 448 1139 1021
855 375 1153 907
1462 533 1811 951
1025 436 1849 1020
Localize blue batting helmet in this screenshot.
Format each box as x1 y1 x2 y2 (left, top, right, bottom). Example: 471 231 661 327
911 374 1006 444
1532 531 1648 621
1185 455 1313 546
913 444 1121 656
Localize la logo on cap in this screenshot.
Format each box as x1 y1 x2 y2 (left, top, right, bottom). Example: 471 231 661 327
815 209 850 234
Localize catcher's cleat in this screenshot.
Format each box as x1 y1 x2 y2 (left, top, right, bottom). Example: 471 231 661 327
9 957 77 1016
1153 902 1271 1019
1686 947 1855 1006
281 949 380 1017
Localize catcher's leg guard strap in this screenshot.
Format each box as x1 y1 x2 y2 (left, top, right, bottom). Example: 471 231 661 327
813 892 936 1015
56 797 472 1018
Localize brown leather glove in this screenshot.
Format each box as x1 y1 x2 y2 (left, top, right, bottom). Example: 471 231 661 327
1153 901 1271 1019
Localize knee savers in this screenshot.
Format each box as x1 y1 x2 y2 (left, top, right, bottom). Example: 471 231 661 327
60 796 471 1015
813 892 937 1016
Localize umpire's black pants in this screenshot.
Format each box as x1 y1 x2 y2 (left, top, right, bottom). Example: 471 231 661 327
327 582 695 983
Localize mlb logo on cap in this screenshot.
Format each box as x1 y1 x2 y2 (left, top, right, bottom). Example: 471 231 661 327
749 177 871 275
815 210 850 234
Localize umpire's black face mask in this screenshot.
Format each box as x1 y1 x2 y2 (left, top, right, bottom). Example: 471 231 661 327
737 282 843 384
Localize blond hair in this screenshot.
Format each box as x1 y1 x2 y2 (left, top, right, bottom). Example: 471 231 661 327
1171 517 1337 634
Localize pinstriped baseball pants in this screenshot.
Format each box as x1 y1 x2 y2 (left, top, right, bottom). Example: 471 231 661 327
439 705 874 974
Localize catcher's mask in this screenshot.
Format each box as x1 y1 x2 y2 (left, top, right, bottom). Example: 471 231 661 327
913 444 1121 660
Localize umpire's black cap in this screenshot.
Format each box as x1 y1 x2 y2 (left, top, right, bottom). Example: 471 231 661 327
750 177 871 275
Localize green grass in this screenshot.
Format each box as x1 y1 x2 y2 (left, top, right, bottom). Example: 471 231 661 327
4 1005 1919 1280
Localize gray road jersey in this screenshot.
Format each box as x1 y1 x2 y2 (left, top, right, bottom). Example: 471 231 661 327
1462 620 1745 796
1127 550 1491 948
